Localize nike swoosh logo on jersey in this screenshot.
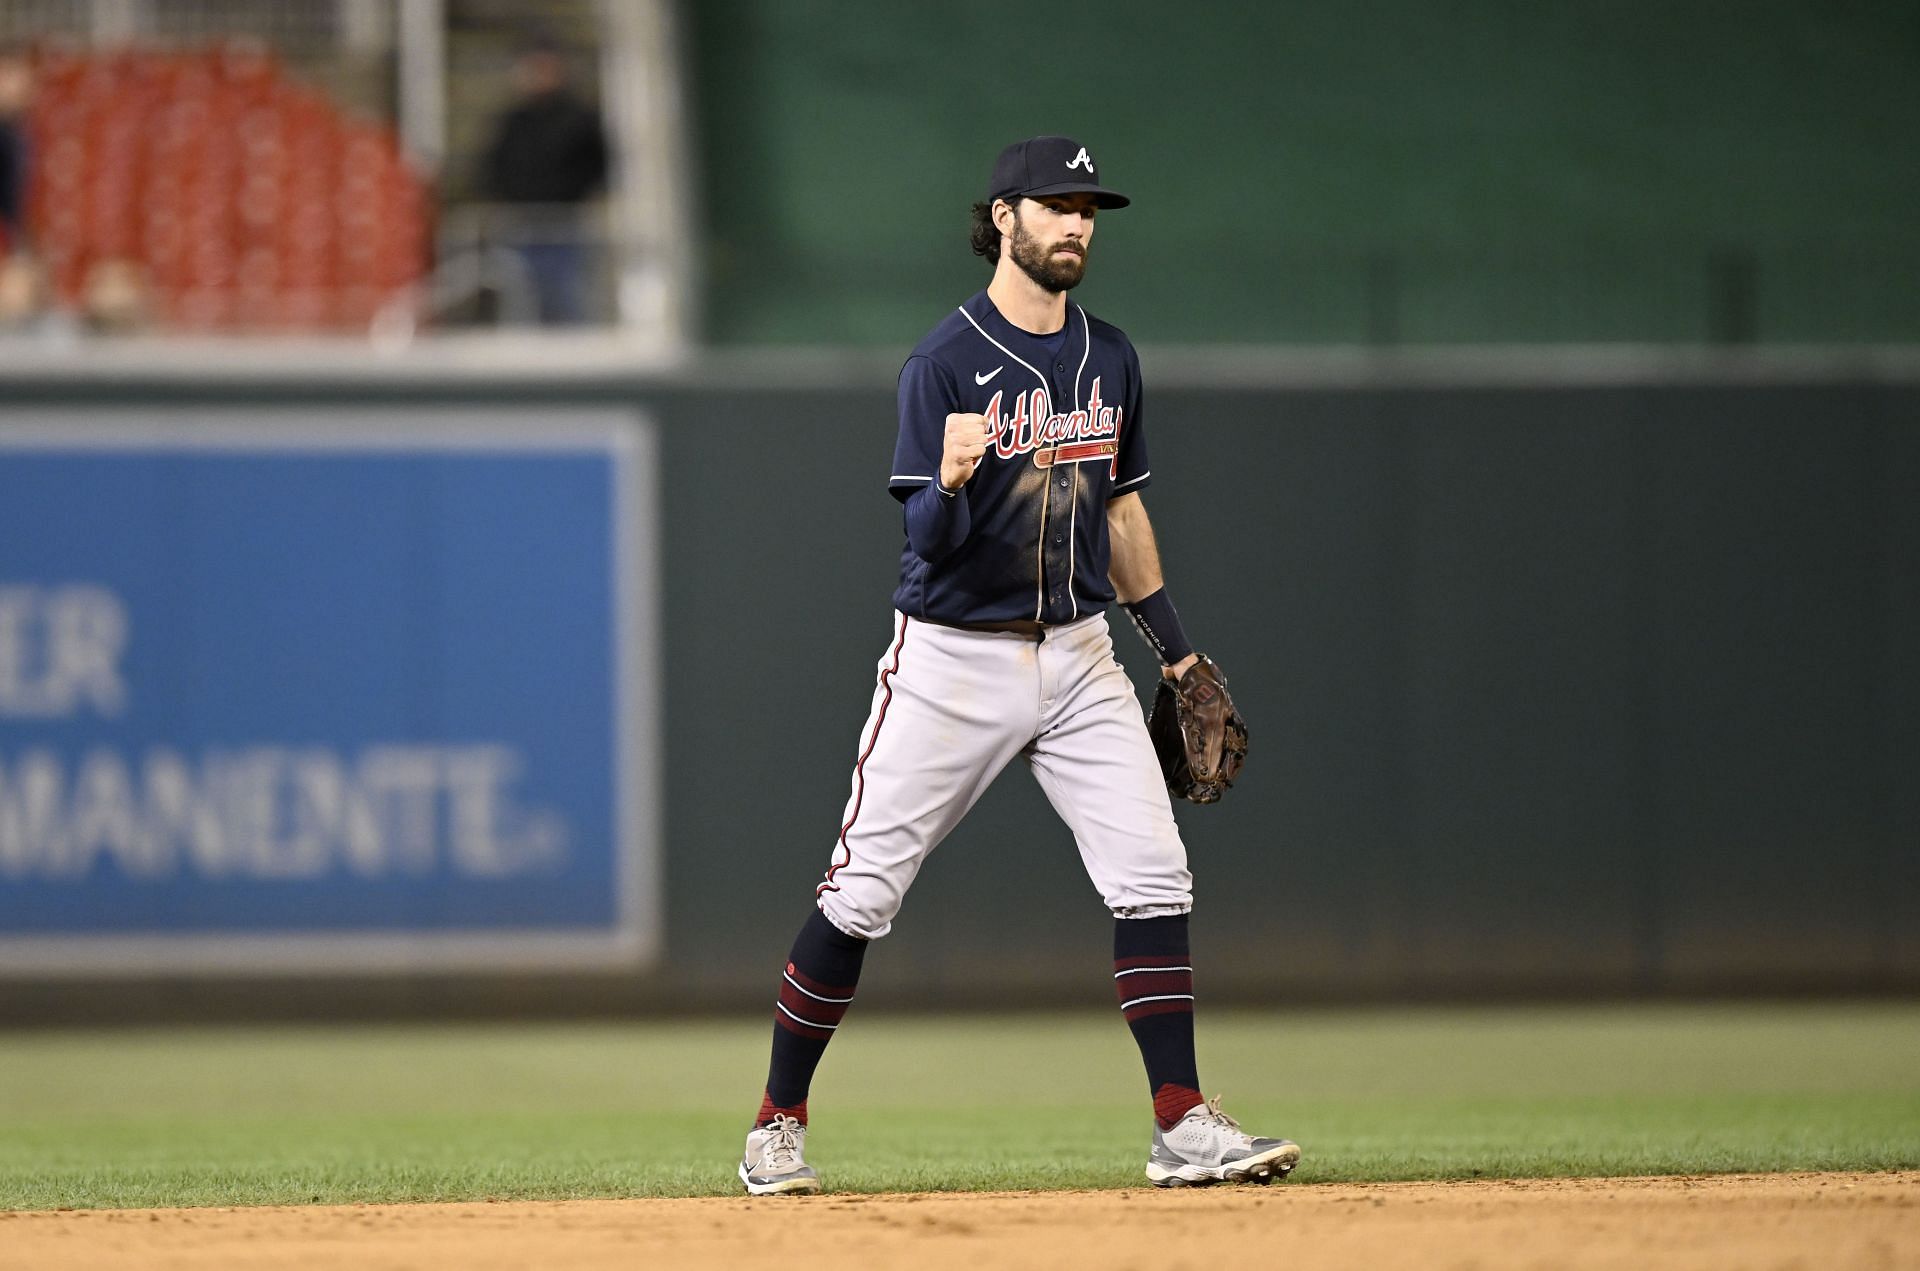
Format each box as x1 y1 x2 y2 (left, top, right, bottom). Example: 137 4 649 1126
975 366 1004 385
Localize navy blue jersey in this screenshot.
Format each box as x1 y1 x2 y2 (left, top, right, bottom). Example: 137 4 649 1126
888 290 1151 626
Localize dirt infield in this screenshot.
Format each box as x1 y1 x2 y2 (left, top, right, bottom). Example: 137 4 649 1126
6 1172 1914 1270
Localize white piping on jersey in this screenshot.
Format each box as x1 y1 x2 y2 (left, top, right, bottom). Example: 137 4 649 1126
1034 465 1050 621
1113 965 1194 978
1065 305 1092 621
1113 469 1150 493
1071 304 1092 410
891 473 934 482
1066 463 1080 620
1118 993 1196 1011
956 306 1053 414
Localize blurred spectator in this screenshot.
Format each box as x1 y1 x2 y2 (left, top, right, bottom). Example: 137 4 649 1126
479 34 610 325
0 250 41 323
0 47 32 258
82 258 153 335
0 251 77 340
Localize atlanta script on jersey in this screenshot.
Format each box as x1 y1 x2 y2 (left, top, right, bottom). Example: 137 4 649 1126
889 290 1151 625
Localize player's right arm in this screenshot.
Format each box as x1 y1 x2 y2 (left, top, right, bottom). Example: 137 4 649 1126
893 357 983 563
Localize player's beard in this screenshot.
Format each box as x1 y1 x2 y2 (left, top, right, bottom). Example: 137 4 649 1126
1008 213 1087 293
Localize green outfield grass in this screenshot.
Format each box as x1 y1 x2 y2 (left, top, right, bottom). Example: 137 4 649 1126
1 1003 1915 1209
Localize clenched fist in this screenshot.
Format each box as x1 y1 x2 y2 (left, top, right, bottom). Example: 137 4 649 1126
939 412 996 490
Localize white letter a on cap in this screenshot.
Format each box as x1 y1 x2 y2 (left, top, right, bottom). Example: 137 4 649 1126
1066 147 1094 172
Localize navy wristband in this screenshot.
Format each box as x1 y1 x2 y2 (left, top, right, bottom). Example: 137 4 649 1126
1121 587 1195 666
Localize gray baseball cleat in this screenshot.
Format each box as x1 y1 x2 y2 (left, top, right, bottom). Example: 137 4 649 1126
738 1114 822 1195
1145 1095 1301 1187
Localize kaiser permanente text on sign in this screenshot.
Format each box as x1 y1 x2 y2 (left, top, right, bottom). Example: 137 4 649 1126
0 584 565 882
0 410 658 972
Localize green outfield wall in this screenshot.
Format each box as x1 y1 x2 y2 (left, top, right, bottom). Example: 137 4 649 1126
684 1 1920 345
0 365 1913 1016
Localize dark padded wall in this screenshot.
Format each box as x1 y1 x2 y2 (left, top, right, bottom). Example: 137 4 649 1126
685 1 1920 344
646 380 1919 1001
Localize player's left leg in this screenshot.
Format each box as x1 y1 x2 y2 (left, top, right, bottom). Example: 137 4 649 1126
1025 613 1300 1186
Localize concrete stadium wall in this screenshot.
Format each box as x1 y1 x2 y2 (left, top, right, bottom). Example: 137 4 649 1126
1 368 1914 1015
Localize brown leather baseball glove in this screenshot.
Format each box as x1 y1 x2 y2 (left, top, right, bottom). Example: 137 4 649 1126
1147 655 1247 804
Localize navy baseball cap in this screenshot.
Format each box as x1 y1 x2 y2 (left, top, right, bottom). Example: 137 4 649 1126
988 136 1131 209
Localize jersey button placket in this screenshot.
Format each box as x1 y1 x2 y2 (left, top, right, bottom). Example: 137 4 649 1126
1040 368 1074 625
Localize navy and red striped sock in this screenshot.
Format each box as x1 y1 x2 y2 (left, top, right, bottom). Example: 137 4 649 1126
757 907 868 1127
1114 913 1202 1131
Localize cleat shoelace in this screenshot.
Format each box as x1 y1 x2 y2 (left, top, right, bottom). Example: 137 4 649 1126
1199 1095 1241 1131
761 1114 805 1171
1197 1095 1253 1147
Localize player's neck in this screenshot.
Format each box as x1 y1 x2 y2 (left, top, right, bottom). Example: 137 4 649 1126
987 264 1069 337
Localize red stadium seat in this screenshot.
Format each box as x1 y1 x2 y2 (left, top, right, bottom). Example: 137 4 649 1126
24 41 429 331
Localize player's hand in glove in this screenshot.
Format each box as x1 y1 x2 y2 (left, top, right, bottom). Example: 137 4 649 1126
1147 655 1247 804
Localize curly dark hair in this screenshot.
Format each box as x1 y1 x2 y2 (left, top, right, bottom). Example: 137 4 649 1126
970 200 1004 264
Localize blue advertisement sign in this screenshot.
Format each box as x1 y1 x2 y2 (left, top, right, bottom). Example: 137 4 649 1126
0 409 658 973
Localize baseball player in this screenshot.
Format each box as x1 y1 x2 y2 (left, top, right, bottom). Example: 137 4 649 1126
739 136 1295 1195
